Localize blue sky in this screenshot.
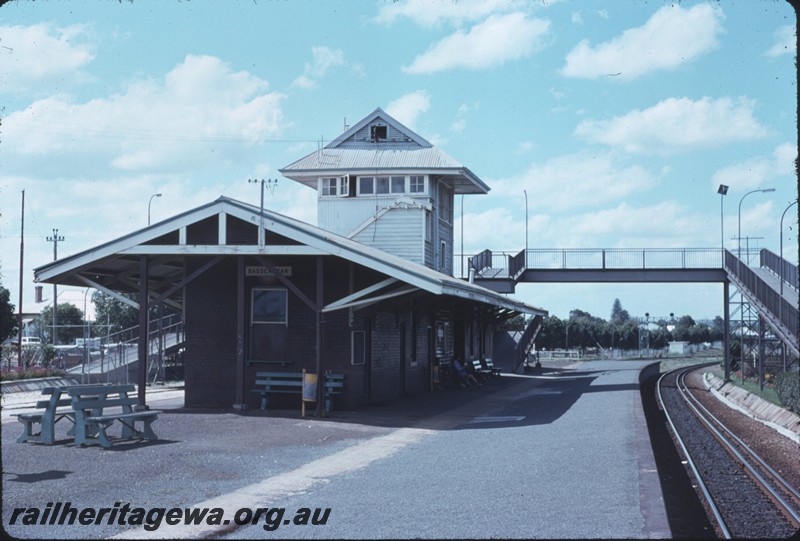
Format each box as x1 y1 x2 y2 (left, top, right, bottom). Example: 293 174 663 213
0 0 796 322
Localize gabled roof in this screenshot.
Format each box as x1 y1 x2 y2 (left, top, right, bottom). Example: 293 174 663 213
328 107 432 148
33 196 545 317
279 108 490 194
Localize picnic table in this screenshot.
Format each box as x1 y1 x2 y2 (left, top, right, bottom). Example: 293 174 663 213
66 384 161 448
15 383 161 449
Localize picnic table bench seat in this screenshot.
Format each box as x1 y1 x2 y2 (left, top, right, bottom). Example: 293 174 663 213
14 387 77 445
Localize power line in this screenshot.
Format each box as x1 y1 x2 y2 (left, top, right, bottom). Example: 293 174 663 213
13 118 325 144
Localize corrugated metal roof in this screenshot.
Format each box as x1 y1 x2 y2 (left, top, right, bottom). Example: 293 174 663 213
280 146 489 194
280 108 490 193
34 196 545 316
281 145 464 172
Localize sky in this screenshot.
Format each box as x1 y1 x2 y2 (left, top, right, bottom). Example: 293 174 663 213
0 0 797 323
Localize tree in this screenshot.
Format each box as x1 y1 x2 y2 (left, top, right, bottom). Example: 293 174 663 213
610 298 630 323
40 303 85 345
536 315 565 350
92 291 139 335
0 282 17 343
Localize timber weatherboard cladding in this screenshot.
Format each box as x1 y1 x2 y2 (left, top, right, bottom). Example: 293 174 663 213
351 207 426 265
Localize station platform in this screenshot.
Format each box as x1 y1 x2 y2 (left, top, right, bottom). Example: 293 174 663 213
2 360 671 539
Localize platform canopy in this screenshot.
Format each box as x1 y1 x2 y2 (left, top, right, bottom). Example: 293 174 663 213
34 196 546 319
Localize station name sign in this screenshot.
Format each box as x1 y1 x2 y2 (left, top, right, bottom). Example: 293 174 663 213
245 266 292 277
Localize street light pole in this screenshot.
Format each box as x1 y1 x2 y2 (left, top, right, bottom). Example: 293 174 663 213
779 200 798 298
735 187 775 383
148 193 162 226
524 190 529 266
717 184 728 259
738 187 775 260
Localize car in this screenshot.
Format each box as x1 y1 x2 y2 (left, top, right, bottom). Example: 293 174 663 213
21 337 42 346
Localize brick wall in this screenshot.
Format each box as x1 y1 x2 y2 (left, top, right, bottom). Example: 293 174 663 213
184 258 238 407
183 254 458 410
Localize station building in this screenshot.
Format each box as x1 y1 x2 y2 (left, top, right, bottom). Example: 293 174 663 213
34 108 546 410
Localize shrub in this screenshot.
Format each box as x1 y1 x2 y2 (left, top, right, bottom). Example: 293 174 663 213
0 366 67 382
774 371 800 412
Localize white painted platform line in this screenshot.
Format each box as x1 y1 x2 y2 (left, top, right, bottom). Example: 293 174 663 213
113 426 435 539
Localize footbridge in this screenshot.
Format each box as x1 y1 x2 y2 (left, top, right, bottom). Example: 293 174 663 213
62 313 184 384
466 247 799 362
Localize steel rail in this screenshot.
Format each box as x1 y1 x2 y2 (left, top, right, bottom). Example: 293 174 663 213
657 366 731 538
676 369 800 525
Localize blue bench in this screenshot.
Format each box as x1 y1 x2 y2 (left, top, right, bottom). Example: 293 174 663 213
252 372 344 413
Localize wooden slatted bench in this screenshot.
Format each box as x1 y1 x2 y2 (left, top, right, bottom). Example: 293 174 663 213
471 359 493 380
322 373 344 413
252 372 344 413
483 357 502 378
66 384 161 449
252 372 303 410
14 386 78 445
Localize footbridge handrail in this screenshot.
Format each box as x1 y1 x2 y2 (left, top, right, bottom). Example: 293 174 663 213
760 248 798 290
725 250 798 355
465 248 724 279
525 248 723 270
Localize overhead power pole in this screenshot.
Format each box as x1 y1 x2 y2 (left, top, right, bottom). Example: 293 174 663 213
17 190 24 368
46 229 65 345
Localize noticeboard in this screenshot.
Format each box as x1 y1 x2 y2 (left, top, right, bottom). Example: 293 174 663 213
302 371 318 402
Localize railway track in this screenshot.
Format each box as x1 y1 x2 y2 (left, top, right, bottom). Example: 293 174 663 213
657 363 800 538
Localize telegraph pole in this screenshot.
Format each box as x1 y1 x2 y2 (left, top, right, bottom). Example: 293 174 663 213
248 178 278 247
46 229 65 345
17 190 24 368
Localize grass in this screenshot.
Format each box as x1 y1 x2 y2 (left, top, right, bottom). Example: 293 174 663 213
709 369 782 407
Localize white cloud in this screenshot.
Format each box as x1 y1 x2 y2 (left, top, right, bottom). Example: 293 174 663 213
374 0 522 28
766 24 796 57
565 201 699 243
456 207 531 252
450 103 477 133
291 46 346 89
3 55 287 171
575 96 768 154
711 143 796 192
0 23 95 94
386 91 431 129
491 151 659 211
561 3 723 80
403 13 550 73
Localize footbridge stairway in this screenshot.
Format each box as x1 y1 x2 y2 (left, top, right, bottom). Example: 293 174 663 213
64 313 184 384
467 247 799 360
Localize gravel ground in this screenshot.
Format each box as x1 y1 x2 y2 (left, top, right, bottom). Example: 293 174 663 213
685 369 800 495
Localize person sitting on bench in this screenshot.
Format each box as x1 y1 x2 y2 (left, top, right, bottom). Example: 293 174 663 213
453 358 481 387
